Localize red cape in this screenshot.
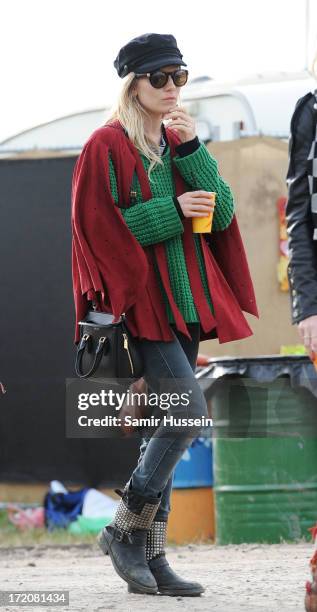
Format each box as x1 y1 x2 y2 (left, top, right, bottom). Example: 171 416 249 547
71 120 259 345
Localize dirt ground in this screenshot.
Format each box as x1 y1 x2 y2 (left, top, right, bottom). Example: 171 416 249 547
0 541 313 611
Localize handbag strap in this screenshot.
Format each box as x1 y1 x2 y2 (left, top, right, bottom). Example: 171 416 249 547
75 333 109 378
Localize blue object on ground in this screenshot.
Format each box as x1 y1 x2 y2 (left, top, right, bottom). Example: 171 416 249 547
43 487 89 530
173 433 213 488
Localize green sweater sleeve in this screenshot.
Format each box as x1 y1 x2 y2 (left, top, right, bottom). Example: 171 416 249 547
109 153 184 247
173 142 235 231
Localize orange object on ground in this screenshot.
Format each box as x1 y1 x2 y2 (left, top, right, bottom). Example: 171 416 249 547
196 353 211 366
305 524 317 611
167 488 215 544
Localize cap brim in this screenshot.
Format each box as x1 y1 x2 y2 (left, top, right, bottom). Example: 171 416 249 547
133 56 187 74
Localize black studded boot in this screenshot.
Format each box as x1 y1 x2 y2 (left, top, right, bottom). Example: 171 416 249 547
97 480 161 594
127 519 205 596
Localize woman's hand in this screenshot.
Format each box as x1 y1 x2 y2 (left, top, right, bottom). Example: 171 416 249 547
164 105 196 143
298 314 317 353
177 191 216 218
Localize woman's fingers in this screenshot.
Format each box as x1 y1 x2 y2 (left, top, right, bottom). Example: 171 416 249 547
190 204 215 211
299 326 312 350
298 316 317 353
165 109 191 120
190 211 213 217
177 191 216 218
303 335 312 350
191 191 215 197
189 198 215 205
197 207 215 212
185 201 215 213
188 206 215 214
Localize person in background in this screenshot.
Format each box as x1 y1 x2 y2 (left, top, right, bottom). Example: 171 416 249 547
286 51 317 358
286 50 317 612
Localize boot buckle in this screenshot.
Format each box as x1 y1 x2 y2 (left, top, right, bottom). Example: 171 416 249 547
114 527 134 544
115 529 124 542
113 526 133 543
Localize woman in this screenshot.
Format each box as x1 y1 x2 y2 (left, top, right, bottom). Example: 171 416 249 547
71 33 258 597
286 52 317 358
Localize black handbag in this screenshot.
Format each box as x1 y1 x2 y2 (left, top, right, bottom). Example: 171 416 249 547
75 307 144 381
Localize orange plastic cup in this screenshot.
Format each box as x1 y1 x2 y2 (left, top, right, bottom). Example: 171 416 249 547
192 192 216 233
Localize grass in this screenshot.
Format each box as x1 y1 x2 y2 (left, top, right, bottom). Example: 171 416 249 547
0 510 98 548
0 510 311 549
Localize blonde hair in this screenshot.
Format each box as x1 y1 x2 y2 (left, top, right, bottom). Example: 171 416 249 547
104 72 181 182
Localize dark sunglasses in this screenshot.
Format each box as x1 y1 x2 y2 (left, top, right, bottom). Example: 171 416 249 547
134 68 188 89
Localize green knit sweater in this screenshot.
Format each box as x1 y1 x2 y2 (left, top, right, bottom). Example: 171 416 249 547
108 141 234 323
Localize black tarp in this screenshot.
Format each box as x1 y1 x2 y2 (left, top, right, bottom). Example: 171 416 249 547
196 355 317 438
196 355 317 399
0 155 140 486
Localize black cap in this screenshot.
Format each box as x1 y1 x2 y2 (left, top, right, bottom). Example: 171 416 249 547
114 33 187 78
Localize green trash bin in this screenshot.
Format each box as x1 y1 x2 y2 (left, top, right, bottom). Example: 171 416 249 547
200 355 317 544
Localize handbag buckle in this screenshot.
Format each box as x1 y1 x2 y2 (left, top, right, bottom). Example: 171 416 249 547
82 333 90 341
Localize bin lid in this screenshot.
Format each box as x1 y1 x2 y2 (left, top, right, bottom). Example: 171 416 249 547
196 355 317 399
